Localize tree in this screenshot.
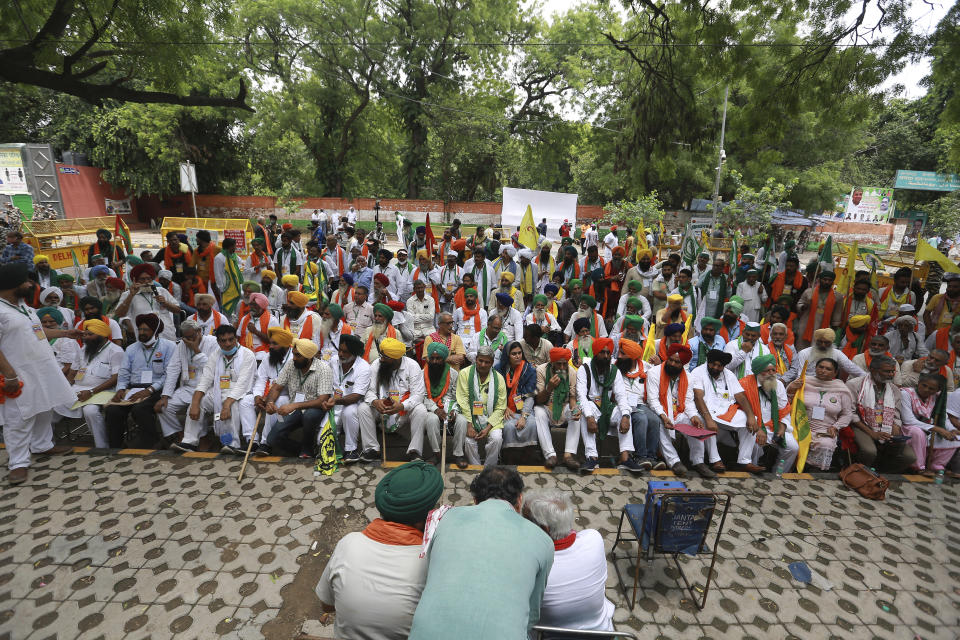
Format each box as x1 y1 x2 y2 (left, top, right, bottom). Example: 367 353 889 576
715 171 796 233
601 192 666 234
921 191 960 240
0 0 251 110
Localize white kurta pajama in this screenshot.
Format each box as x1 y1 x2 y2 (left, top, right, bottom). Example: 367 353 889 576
158 335 219 438
237 349 292 445
747 379 797 469
575 359 634 458
0 300 76 470
690 364 754 465
182 346 257 448
646 364 721 467
329 355 372 453
55 341 125 448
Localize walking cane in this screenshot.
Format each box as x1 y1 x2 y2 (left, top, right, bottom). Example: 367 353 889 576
237 410 265 482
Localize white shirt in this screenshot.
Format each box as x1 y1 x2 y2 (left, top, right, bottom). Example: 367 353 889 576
690 363 743 416
51 336 81 369
243 253 274 284
453 306 488 336
406 295 436 341
119 288 178 342
372 264 402 299
195 345 257 405
161 335 219 396
282 310 323 344
363 357 425 413
725 336 767 378
191 310 228 336
69 341 124 391
0 299 75 418
316 532 427 640
576 359 630 420
343 301 375 333
602 232 618 260
250 348 292 397
735 281 767 322
645 363 696 424
539 529 615 632
263 284 286 315
332 356 372 402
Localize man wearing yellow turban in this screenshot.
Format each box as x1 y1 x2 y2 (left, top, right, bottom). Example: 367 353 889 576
488 270 523 313
52 318 125 449
281 290 322 345
356 337 429 462
32 254 58 289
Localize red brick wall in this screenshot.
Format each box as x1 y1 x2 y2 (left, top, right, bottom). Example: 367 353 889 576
56 165 140 219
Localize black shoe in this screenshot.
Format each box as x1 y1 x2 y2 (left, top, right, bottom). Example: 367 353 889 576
360 449 380 463
221 445 241 455
455 456 468 469
671 462 688 478
254 444 272 457
653 460 667 470
407 450 422 462
171 441 197 453
249 442 260 454
618 457 645 474
692 463 717 478
579 457 599 474
342 449 361 464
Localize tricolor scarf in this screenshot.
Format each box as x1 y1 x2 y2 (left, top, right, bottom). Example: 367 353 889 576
471 261 490 305
802 287 836 344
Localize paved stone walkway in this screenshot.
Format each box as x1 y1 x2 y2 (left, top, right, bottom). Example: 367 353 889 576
2 449 959 640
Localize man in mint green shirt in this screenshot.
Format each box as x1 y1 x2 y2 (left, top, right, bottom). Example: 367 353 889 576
408 467 554 639
455 345 507 466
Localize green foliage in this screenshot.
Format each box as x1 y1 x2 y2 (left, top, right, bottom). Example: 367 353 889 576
601 192 666 232
920 192 960 240
715 171 796 232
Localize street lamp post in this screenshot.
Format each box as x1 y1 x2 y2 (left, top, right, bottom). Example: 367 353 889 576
374 198 380 224
711 85 729 228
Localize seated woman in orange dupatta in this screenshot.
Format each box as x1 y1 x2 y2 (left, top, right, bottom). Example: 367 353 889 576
316 461 443 640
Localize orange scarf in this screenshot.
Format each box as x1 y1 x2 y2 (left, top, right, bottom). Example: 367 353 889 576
362 519 423 545
770 271 804 304
424 367 452 405
935 327 951 353
284 313 313 339
413 267 441 312
802 287 835 343
760 320 795 346
504 363 524 412
318 321 352 348
193 244 219 282
239 312 270 352
659 366 688 417
364 324 397 361
739 374 791 429
249 250 267 268
256 224 273 254
323 246 345 275
184 277 207 307
461 303 483 332
767 342 793 374
334 286 355 306
718 319 745 343
164 244 192 269
863 350 893 369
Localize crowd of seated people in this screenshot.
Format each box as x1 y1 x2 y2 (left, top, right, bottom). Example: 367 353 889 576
6 220 960 480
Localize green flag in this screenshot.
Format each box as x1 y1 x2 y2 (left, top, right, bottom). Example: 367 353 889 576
765 235 778 284
818 236 833 273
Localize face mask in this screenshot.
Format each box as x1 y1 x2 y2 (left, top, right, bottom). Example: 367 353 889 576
221 344 239 357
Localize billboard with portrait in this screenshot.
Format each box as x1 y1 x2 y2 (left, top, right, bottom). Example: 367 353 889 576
843 187 895 223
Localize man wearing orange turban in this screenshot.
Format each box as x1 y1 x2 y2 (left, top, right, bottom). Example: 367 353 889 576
614 337 659 470
532 347 580 470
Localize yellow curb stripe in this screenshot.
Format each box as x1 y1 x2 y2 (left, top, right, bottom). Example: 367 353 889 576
516 465 552 473
117 448 153 455
716 471 750 478
250 456 285 463
71 447 91 453
782 472 815 479
181 452 220 459
903 474 934 483
650 470 678 477
383 461 406 469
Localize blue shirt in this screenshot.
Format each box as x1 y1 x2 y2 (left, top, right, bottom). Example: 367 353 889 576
117 338 176 392
0 241 34 266
352 266 373 292
687 334 727 371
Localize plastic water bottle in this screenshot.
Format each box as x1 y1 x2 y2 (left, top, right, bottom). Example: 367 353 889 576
934 470 945 485
774 454 787 477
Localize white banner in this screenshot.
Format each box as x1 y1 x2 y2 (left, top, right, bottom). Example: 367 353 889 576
501 187 578 242
105 198 132 215
180 162 198 193
0 148 28 195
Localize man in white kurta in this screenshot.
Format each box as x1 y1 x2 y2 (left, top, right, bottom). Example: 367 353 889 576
725 322 768 378
691 349 763 472
0 264 76 482
646 343 722 477
575 338 641 474
158 319 219 442
326 334 372 461
735 269 767 322
55 320 125 449
237 327 293 450
182 327 257 454
742 356 798 470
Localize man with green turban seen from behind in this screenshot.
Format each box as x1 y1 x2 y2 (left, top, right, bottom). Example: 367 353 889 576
316 460 444 640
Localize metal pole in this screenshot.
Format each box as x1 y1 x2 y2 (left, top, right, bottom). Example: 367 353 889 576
711 86 729 228
189 161 198 218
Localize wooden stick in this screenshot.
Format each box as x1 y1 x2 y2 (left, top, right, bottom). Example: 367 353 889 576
441 412 449 482
382 416 388 465
237 410 265 482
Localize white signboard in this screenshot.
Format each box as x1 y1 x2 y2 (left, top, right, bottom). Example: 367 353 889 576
179 162 198 193
501 187 578 242
0 148 28 195
186 227 219 248
105 198 132 215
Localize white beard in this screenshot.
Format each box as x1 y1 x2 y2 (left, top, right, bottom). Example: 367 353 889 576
320 317 334 338
371 322 387 340
758 374 778 393
809 346 833 363
534 309 546 323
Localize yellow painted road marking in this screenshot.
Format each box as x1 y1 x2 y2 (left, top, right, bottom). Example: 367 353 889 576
117 449 153 455
181 452 220 459
903 474 934 483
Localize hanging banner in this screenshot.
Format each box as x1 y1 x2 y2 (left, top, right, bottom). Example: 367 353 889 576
0 148 28 195
842 187 895 223
104 198 132 216
894 170 960 191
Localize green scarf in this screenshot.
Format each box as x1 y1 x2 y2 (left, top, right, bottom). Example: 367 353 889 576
694 338 709 368
590 360 617 440
767 385 782 442
551 365 570 423
678 282 697 321
736 338 766 378
430 364 451 399
467 365 499 431
699 272 729 318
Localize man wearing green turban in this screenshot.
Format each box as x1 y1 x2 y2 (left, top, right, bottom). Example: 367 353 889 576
720 295 746 341
734 353 798 473
618 294 650 323
557 276 583 329
317 460 444 638
452 286 487 337
528 293 560 333
617 314 645 346
319 302 351 360
687 316 726 370
373 302 394 323
422 341 469 467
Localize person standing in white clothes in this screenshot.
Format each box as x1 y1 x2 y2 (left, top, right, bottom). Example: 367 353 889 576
0 263 78 484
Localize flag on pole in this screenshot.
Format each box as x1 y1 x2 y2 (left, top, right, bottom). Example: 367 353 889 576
314 409 341 475
634 220 648 263
817 236 834 272
836 240 858 294
70 248 82 280
114 215 133 254
765 235 778 284
219 249 244 316
641 318 657 362
681 310 694 341
727 231 739 275
425 213 436 258
792 363 812 472
518 204 539 249
916 237 960 273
